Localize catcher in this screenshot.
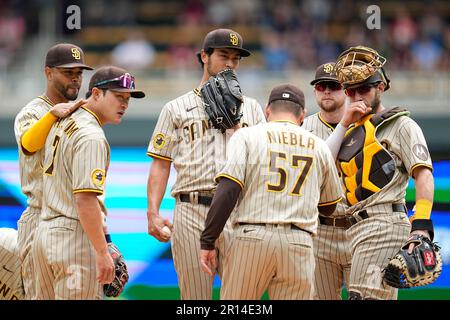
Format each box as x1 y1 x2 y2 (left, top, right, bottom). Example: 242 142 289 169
146 28 265 300
324 45 441 299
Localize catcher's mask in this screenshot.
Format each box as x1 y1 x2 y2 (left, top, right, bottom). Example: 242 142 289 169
335 45 390 91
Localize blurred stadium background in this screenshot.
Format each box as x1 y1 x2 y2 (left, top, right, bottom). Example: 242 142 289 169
0 0 449 299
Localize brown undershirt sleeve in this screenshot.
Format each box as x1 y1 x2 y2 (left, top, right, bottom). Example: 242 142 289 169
200 177 242 250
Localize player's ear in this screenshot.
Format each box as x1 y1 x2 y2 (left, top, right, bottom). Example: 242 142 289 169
298 108 306 125
378 82 385 92
44 66 53 81
264 104 270 120
200 50 209 65
91 87 101 100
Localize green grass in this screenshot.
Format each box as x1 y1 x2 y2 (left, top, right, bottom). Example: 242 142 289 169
123 285 450 300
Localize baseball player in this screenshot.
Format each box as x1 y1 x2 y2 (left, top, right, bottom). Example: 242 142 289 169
326 46 435 299
301 62 352 300
146 28 265 300
0 228 24 300
32 66 145 299
13 43 92 299
200 84 343 300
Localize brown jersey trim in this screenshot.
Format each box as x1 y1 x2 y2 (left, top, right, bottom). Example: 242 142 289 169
215 174 244 189
73 188 103 194
81 106 102 126
193 88 201 97
318 113 336 131
270 120 298 126
410 163 433 175
37 95 55 107
318 197 341 206
147 152 172 161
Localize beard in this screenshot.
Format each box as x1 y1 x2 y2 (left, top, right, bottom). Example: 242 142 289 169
55 81 79 101
368 92 382 113
206 60 217 77
318 98 341 113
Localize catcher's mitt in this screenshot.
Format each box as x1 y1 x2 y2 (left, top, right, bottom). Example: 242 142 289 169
200 69 243 132
383 234 442 289
103 242 129 297
334 45 386 86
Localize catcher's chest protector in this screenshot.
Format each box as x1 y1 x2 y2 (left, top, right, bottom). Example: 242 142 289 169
337 107 409 205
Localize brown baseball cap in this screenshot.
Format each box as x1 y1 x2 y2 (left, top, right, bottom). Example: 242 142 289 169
88 66 145 98
310 62 339 85
45 43 93 70
197 28 251 60
268 84 305 108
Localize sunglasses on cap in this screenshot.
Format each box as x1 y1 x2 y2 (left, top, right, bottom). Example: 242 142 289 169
94 73 136 90
345 83 379 97
314 82 342 92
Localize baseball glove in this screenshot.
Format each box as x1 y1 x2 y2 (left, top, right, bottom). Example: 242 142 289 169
334 45 386 86
103 242 129 297
200 68 243 132
383 234 442 289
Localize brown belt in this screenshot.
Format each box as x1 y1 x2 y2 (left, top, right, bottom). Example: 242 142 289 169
319 203 407 229
179 193 213 206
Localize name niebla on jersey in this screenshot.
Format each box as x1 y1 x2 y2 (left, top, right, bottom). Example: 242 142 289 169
267 130 316 149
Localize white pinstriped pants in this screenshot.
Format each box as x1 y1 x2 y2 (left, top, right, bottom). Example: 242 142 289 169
171 201 232 300
32 217 103 300
347 211 410 299
221 224 315 300
313 224 352 300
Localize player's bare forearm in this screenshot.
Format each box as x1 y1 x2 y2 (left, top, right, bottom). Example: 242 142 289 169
147 157 171 215
75 192 114 284
75 192 109 254
413 166 434 204
147 158 173 241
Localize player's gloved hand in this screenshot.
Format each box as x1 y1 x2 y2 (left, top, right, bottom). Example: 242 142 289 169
200 69 243 133
50 99 87 118
383 234 442 288
147 212 173 242
103 242 129 298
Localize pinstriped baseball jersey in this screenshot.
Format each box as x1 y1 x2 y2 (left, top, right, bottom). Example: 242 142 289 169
14 96 54 209
302 112 347 217
41 106 110 222
34 106 109 300
147 91 265 196
217 121 342 235
0 228 24 300
344 114 433 215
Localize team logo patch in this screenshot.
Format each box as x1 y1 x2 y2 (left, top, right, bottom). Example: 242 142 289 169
71 47 81 60
412 144 429 161
153 133 166 149
91 169 106 187
230 33 239 46
323 63 334 74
